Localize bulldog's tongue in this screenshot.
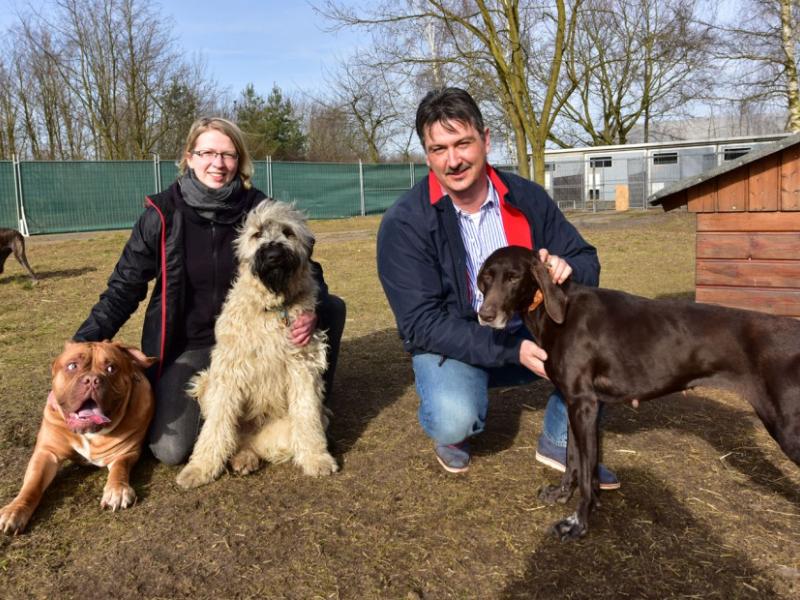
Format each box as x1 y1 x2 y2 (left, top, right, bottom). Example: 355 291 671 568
82 413 111 426
70 401 111 426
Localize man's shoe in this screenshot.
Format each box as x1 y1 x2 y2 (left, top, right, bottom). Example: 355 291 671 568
535 434 620 490
434 441 471 474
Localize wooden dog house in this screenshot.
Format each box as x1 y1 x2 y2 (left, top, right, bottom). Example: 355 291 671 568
650 133 800 318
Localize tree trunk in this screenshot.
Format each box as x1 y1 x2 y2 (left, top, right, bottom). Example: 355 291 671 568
781 0 800 131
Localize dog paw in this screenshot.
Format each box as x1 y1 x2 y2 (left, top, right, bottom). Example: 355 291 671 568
549 512 587 542
298 452 339 476
176 463 216 489
101 483 136 511
538 484 572 505
230 449 261 475
0 503 32 535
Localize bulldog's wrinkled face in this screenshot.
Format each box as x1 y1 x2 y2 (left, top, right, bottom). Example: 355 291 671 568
235 200 315 296
51 342 155 434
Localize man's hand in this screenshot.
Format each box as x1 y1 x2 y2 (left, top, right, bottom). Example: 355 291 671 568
538 248 572 284
290 310 317 346
519 339 549 379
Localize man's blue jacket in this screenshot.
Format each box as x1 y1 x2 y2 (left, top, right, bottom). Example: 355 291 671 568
377 165 600 368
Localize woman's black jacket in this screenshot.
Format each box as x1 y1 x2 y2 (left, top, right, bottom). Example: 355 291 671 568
73 181 329 374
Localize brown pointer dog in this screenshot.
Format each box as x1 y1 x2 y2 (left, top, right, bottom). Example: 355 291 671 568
0 341 156 534
477 245 800 541
0 227 37 282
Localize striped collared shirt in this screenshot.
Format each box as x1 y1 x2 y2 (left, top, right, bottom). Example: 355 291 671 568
454 179 508 312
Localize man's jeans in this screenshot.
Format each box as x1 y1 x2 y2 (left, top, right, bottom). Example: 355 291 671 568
412 353 568 447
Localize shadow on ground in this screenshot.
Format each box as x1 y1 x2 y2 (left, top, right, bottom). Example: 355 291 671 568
502 468 775 599
326 328 413 456
602 392 800 507
0 266 96 285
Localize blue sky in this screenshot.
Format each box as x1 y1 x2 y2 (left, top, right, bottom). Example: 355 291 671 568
0 0 363 99
167 0 363 98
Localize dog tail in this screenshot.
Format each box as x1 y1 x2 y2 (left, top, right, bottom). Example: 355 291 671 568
11 235 37 281
187 370 210 414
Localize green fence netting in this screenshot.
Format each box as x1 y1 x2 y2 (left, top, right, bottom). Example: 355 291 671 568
159 160 181 192
0 160 452 235
363 163 417 215
267 161 362 219
19 161 155 234
0 161 17 229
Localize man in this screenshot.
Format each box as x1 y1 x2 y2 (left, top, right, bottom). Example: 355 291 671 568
376 87 618 488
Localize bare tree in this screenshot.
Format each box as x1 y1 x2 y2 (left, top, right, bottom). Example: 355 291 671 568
0 51 19 158
317 0 582 183
4 0 222 160
13 21 88 159
554 0 715 146
315 57 413 162
303 101 365 162
712 0 800 131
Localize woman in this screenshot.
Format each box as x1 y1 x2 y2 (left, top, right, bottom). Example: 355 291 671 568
74 117 346 465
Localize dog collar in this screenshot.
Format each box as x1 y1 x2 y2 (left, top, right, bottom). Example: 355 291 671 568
265 306 290 326
527 289 544 313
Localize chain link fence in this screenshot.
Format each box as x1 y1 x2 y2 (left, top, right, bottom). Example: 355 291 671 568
541 148 736 212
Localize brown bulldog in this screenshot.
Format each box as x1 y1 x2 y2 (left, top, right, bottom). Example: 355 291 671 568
0 341 156 534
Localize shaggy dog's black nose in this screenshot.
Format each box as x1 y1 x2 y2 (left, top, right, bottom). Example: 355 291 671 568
253 242 300 294
263 244 285 263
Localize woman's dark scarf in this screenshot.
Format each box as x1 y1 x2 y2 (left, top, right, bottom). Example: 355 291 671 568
178 169 248 224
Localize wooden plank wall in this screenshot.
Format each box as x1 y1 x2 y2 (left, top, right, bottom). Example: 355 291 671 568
696 213 800 316
686 145 800 212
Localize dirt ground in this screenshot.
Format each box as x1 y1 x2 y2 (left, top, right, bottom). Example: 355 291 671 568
0 209 798 599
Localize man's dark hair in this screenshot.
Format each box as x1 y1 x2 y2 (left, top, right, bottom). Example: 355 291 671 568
415 87 485 147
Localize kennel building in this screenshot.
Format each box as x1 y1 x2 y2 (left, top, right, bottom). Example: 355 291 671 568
649 133 800 318
538 133 790 212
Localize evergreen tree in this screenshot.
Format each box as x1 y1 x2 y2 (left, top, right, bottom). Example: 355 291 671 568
236 84 306 160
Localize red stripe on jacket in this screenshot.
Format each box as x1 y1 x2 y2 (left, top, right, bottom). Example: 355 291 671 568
145 197 168 378
428 165 533 249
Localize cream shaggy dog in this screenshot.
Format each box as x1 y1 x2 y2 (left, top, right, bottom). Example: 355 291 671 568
176 200 338 489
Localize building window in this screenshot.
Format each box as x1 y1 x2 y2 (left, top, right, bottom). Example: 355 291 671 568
544 162 555 172
588 188 600 200
589 156 612 168
723 147 750 161
653 152 678 165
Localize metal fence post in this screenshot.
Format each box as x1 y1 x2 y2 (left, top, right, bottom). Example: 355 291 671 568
359 159 366 216
13 153 21 233
409 162 415 187
266 155 273 197
152 153 161 193
13 154 30 236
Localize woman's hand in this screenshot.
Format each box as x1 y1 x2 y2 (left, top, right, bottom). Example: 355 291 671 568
290 310 318 346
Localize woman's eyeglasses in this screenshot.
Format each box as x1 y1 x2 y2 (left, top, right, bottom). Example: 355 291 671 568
190 150 239 163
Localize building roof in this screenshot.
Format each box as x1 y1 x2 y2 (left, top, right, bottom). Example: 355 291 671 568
649 132 800 207
545 132 789 156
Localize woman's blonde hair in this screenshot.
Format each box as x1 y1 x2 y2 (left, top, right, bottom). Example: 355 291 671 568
179 117 254 189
